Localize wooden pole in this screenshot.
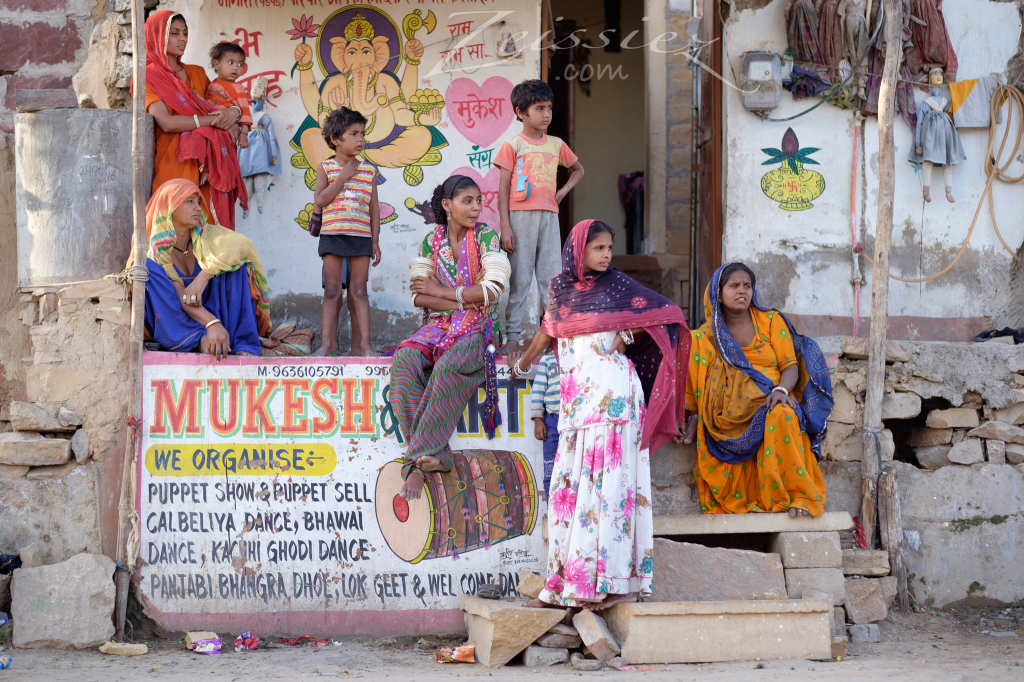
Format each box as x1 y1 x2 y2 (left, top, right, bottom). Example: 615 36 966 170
878 467 910 612
860 0 902 551
114 0 149 640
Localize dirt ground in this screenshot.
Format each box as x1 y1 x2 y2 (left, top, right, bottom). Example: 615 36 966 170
0 609 1020 681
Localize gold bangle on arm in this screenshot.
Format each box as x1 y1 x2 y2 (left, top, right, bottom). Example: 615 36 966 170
296 61 313 71
205 319 221 329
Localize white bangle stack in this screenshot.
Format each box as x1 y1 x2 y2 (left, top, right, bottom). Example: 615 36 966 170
771 386 789 396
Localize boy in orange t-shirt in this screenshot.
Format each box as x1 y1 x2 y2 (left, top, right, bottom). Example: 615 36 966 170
495 80 585 352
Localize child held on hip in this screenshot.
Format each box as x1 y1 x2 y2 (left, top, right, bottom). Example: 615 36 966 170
201 42 252 186
495 80 585 354
312 107 382 357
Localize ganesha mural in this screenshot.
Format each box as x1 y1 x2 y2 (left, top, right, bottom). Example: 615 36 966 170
288 6 447 190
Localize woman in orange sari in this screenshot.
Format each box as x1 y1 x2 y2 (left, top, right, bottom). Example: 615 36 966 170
681 263 833 517
143 10 247 229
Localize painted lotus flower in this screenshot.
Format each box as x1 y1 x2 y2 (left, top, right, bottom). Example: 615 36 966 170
287 14 320 42
761 128 820 174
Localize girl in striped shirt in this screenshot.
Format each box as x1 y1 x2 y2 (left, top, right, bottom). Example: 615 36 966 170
312 107 381 356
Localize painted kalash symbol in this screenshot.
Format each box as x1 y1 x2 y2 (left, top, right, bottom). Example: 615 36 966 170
760 128 825 211
289 7 447 192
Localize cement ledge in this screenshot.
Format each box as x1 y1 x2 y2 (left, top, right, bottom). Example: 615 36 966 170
617 599 830 616
653 511 854 535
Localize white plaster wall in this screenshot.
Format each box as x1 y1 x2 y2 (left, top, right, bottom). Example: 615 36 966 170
161 0 541 340
721 0 1023 323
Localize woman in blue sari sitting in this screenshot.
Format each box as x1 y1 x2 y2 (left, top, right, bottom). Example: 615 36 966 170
138 179 271 358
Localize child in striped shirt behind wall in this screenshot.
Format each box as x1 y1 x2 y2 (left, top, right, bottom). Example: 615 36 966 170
530 333 561 497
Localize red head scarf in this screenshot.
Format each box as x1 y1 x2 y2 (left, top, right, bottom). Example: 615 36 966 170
543 219 691 453
142 11 247 224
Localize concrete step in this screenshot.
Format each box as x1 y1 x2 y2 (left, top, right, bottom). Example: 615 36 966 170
605 599 832 664
654 511 854 536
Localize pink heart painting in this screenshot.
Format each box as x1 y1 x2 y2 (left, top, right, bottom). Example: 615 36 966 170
453 166 502 232
445 77 515 149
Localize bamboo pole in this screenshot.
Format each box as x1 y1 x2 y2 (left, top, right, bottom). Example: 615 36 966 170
878 467 910 612
114 0 149 640
860 0 902 551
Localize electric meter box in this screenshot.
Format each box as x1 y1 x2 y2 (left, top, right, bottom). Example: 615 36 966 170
740 52 782 111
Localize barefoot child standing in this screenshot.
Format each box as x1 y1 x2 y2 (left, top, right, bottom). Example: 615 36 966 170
312 107 381 356
495 79 585 352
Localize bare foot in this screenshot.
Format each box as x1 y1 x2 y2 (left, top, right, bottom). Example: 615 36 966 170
417 455 450 473
590 593 637 612
350 347 380 358
199 172 209 187
401 470 424 500
923 186 931 202
946 188 955 203
788 507 811 518
310 345 332 357
523 598 560 609
235 351 256 357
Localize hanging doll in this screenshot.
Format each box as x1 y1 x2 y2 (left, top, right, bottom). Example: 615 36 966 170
909 67 965 203
837 0 868 99
237 76 282 219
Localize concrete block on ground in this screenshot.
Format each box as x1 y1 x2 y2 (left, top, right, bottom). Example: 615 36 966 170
948 438 984 465
0 431 72 466
849 623 880 643
987 440 1006 464
770 531 842 569
604 600 831 664
517 570 545 599
11 553 116 649
882 393 921 420
523 645 568 667
927 408 980 429
654 511 853 536
570 652 602 671
1006 443 1024 464
653 538 787 601
967 421 1024 444
461 594 566 667
915 445 951 469
573 610 620 662
840 337 910 363
785 568 846 605
832 636 848 658
842 550 890 576
892 461 1024 608
844 579 888 624
535 630 581 648
909 428 953 447
9 402 73 433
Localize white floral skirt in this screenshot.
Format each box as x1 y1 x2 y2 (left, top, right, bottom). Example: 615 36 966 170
537 420 653 606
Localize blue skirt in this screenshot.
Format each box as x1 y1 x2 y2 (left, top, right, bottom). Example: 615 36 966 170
144 259 262 356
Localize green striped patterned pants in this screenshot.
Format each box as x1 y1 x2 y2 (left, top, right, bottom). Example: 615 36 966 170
390 333 484 479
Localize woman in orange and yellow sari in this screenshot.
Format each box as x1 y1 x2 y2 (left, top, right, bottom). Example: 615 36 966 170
680 263 833 517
